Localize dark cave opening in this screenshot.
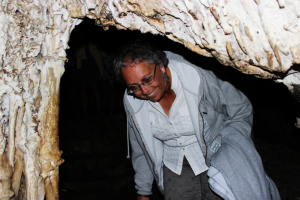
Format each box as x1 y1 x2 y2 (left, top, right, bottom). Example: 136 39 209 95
59 18 300 200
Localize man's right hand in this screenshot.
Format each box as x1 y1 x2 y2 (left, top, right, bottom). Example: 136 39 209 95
137 195 150 200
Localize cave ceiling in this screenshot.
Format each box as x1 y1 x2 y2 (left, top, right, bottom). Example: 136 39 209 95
77 0 300 97
2 0 300 95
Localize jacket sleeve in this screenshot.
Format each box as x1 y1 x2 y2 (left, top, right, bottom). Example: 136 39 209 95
128 118 154 195
203 70 253 140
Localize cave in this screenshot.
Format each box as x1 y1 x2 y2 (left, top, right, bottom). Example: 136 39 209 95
57 18 300 200
1 0 300 199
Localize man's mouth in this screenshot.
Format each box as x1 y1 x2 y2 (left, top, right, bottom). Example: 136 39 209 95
148 88 156 97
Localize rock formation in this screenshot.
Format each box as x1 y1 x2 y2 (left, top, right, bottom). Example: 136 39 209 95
0 0 300 199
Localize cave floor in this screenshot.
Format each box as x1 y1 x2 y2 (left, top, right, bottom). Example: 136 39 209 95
59 113 300 200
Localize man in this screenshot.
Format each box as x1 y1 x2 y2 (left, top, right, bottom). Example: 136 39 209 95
113 40 280 200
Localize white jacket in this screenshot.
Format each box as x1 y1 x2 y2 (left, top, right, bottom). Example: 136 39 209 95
124 51 253 195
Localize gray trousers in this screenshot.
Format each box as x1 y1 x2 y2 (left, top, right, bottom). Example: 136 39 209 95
163 157 222 200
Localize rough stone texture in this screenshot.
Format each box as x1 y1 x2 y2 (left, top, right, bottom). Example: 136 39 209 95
0 0 73 199
1 0 300 199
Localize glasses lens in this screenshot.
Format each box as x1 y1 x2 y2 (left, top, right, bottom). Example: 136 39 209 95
127 66 157 94
143 66 156 86
128 85 139 92
143 77 154 85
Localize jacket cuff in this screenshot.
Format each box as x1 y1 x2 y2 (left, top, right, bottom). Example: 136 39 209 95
134 170 154 196
136 188 152 196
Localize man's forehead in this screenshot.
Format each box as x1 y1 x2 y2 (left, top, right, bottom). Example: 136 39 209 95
123 59 147 68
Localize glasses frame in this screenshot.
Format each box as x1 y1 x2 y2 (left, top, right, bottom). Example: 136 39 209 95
127 65 157 94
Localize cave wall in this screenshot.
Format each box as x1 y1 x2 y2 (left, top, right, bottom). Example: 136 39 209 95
0 1 74 199
0 0 300 199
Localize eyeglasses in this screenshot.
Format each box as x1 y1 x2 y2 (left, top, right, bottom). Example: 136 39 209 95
127 66 157 94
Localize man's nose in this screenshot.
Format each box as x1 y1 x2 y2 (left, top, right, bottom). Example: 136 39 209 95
140 85 149 94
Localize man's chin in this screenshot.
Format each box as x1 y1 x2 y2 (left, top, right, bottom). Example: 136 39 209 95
152 94 164 102
149 99 159 102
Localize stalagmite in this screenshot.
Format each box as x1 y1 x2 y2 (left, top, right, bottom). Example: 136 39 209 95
1 0 300 199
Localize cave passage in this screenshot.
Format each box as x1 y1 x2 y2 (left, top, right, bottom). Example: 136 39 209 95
58 18 300 200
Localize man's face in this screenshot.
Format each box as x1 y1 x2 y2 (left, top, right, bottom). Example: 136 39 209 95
121 61 167 102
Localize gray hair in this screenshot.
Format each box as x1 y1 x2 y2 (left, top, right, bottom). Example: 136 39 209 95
113 40 169 85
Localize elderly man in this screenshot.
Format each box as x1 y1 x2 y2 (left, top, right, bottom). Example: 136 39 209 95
113 40 280 200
